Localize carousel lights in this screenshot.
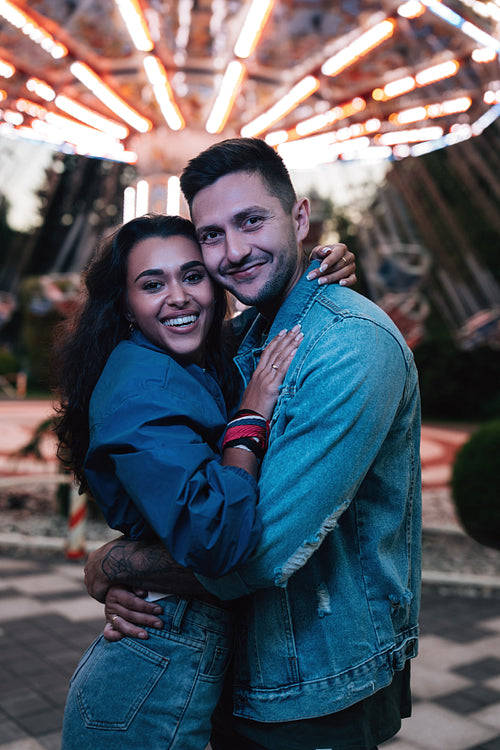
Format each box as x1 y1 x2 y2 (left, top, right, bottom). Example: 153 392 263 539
295 97 366 137
321 19 395 77
277 134 371 169
0 91 6 102
44 111 124 144
377 125 444 145
3 109 22 125
55 96 129 139
397 2 425 19
16 98 47 118
26 78 55 101
472 47 497 63
234 0 275 59
0 0 67 58
206 61 246 134
143 56 185 131
484 89 500 104
30 116 137 162
241 75 320 137
71 61 152 133
421 0 500 52
136 179 149 217
0 59 15 78
461 21 500 51
373 60 459 101
415 59 459 85
114 0 154 52
166 175 181 215
373 77 415 101
265 130 288 146
123 186 136 223
471 102 500 134
341 145 394 161
410 125 471 156
390 96 471 124
454 0 500 22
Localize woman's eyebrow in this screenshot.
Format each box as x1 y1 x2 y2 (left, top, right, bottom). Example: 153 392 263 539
134 260 204 283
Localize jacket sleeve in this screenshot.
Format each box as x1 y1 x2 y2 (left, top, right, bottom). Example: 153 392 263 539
84 388 261 578
196 318 414 597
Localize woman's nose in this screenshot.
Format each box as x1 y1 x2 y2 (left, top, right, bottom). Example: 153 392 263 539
166 281 189 307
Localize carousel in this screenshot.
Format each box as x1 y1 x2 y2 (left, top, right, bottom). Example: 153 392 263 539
0 0 499 349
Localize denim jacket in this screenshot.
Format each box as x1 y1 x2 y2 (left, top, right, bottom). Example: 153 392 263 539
198 267 422 721
84 330 261 578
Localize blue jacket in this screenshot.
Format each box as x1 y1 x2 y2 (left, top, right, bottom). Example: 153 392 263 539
84 330 261 578
197 267 422 721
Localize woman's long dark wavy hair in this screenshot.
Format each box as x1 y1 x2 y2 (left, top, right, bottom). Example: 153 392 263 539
53 213 236 492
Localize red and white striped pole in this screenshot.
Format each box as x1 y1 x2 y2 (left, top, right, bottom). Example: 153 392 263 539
65 482 87 559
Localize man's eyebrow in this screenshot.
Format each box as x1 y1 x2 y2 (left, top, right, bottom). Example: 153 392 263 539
134 260 204 283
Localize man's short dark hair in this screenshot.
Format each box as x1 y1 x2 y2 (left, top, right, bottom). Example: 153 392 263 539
180 137 297 214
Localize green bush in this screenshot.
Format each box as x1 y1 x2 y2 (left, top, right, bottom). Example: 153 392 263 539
451 420 500 550
0 347 19 376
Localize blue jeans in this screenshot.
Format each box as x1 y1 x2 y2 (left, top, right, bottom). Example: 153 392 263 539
61 596 234 750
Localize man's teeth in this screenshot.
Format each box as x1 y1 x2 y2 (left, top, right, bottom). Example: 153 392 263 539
162 314 198 327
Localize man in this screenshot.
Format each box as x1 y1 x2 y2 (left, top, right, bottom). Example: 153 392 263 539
85 137 421 750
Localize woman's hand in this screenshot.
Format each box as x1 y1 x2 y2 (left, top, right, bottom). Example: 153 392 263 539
238 325 303 420
103 586 164 641
307 244 356 287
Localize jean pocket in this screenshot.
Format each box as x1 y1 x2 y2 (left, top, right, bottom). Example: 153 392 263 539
200 640 232 679
75 636 170 729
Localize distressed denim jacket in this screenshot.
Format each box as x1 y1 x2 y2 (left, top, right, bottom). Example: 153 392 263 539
198 267 422 722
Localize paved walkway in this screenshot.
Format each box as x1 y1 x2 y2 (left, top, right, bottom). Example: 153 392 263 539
1 401 500 750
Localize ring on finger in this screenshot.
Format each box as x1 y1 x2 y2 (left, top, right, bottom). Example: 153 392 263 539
271 363 279 370
341 255 349 266
111 615 118 624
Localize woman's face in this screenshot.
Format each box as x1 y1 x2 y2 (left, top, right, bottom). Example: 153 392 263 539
125 234 216 367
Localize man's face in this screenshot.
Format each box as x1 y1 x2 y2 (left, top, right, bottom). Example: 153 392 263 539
191 171 310 313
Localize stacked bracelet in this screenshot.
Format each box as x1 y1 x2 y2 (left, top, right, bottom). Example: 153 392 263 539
222 409 270 462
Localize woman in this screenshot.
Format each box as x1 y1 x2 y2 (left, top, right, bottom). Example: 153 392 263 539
55 214 354 749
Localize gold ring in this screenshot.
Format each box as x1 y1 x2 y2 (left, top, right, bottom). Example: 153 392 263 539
111 615 118 623
271 363 279 370
341 255 349 266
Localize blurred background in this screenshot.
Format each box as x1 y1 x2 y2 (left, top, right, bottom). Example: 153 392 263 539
0 0 499 424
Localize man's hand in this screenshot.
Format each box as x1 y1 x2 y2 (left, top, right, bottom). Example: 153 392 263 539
103 586 164 641
85 536 216 606
307 244 357 287
84 537 128 603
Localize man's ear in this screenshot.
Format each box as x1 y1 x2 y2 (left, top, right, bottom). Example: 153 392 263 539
293 197 310 243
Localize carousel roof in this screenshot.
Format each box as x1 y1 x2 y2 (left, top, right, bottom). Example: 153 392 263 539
0 0 499 174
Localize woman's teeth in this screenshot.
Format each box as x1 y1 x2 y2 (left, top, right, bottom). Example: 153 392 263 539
162 314 198 327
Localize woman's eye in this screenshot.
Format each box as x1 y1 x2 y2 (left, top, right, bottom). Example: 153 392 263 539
185 271 204 283
143 280 162 290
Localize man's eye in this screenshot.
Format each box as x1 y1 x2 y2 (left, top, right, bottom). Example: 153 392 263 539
244 216 263 228
200 230 220 245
